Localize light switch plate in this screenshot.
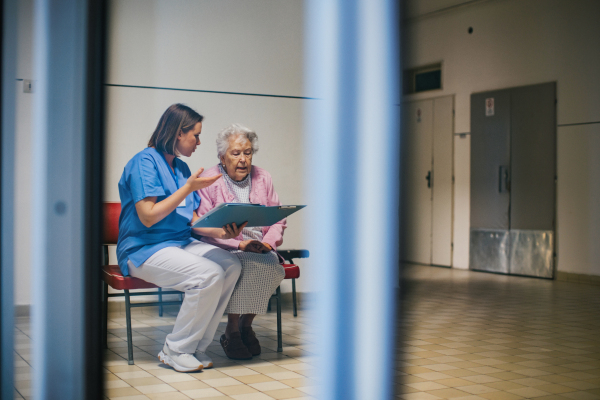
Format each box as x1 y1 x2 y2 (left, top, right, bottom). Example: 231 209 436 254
23 79 34 93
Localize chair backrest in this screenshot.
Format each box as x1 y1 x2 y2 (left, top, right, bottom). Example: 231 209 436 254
103 202 121 245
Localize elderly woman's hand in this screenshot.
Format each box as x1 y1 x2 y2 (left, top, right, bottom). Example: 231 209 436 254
220 222 247 239
239 240 271 253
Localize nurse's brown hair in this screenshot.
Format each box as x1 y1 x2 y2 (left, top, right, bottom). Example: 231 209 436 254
148 104 204 156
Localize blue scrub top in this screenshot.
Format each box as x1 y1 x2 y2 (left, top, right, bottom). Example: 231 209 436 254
116 147 200 276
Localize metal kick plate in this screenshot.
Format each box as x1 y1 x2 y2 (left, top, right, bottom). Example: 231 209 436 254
470 229 510 274
509 230 554 278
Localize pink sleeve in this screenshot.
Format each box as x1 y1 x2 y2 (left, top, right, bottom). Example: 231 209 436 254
262 174 286 250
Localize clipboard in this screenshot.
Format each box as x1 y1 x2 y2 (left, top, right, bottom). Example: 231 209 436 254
192 203 306 228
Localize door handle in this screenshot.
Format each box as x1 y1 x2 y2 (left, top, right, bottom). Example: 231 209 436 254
498 166 510 193
426 171 432 188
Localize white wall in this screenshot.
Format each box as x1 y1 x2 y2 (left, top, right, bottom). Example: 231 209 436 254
105 0 308 294
403 0 600 275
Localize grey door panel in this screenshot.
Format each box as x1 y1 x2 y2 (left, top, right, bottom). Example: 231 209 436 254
510 82 556 230
470 89 511 230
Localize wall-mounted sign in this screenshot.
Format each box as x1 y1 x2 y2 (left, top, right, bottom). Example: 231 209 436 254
485 98 494 116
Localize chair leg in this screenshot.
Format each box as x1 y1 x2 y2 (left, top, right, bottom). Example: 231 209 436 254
292 278 297 317
103 282 109 349
158 287 163 317
276 286 282 352
267 298 272 312
124 290 134 365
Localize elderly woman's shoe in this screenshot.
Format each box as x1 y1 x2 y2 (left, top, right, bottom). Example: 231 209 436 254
240 327 261 356
220 333 252 360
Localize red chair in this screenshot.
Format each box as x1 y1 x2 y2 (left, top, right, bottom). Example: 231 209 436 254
102 202 182 365
270 262 302 352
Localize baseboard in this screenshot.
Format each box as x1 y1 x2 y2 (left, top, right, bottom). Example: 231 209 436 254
556 271 600 286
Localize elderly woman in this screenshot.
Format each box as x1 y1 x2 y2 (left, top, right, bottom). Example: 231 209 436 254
194 123 286 360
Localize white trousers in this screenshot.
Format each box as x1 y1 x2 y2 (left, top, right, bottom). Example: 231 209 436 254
128 241 242 354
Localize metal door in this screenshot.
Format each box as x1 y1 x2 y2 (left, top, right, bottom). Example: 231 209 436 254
470 89 511 273
509 83 556 277
470 82 556 277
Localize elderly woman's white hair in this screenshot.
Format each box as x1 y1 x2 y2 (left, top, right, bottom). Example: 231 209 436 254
216 123 259 158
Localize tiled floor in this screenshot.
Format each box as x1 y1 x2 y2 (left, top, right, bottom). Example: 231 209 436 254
13 265 600 399
398 265 600 400
13 301 317 400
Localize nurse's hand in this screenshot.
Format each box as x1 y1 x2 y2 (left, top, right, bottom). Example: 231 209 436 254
220 222 247 239
186 168 222 192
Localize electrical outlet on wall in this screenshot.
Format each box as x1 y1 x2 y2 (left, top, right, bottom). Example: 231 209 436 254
23 79 34 93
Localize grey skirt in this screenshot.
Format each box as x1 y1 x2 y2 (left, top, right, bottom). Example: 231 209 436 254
225 250 285 314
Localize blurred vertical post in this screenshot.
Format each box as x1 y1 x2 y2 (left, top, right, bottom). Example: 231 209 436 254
305 0 399 399
1 0 18 398
30 0 106 398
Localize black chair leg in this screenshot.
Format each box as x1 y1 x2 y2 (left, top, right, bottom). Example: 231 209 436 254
158 287 163 317
267 298 272 312
292 278 297 317
124 290 134 365
102 282 109 348
276 286 282 352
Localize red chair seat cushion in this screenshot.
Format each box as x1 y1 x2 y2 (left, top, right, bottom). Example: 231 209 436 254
102 264 159 291
282 264 300 279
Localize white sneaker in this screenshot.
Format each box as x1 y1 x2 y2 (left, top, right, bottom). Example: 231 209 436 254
194 351 213 368
158 343 203 372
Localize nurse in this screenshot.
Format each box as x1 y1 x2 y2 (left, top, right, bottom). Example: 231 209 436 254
117 103 244 373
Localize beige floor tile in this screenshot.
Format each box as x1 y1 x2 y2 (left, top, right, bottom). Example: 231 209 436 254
136 384 177 394
462 375 501 384
146 393 192 400
507 387 551 398
220 368 260 377
433 378 476 388
181 387 227 399
106 387 144 398
249 381 290 391
262 388 306 399
233 375 275 385
510 377 549 387
278 379 306 388
169 381 211 391
158 373 199 383
116 371 155 380
484 382 526 391
123 377 165 387
200 378 245 388
426 388 472 398
264 372 304 380
487 371 527 380
535 384 577 394
216 385 259 396
230 393 277 400
456 385 498 395
413 372 455 381
400 392 443 400
478 391 525 400
406 382 448 391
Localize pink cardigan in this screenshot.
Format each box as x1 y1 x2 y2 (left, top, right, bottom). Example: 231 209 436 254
196 164 286 250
